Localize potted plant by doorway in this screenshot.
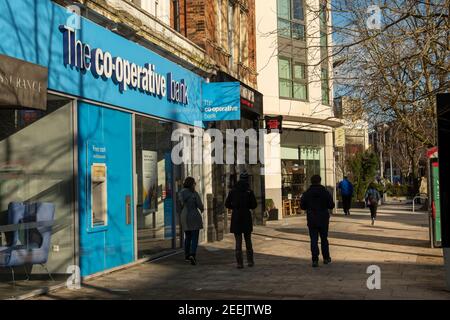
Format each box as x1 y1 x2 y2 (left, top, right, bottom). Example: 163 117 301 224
265 199 279 221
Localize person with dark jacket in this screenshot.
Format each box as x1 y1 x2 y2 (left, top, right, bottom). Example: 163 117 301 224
365 183 381 226
338 176 354 215
300 175 335 268
178 177 204 265
225 171 257 269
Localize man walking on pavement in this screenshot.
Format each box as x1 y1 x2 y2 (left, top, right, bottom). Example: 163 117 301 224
300 175 335 268
338 176 354 215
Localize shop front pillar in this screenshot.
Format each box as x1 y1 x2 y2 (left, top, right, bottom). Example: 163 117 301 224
264 131 282 220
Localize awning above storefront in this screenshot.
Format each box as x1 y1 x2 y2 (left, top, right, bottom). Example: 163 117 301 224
281 115 344 129
0 54 48 111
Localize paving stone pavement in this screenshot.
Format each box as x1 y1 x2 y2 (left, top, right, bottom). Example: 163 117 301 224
33 204 450 300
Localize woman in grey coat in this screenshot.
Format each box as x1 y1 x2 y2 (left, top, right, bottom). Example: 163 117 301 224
178 177 204 265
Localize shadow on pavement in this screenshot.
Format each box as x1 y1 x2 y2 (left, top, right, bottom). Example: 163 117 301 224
275 228 431 249
35 244 450 300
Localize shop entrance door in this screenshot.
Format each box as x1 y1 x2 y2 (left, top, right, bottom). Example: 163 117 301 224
78 103 134 276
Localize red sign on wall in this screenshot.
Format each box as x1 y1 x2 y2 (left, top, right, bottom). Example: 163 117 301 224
264 116 283 133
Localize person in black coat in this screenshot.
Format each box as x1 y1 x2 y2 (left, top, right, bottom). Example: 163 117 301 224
300 175 335 268
225 171 257 269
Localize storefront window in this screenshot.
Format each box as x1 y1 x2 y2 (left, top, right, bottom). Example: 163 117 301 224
0 94 75 296
281 132 326 216
211 115 265 236
135 116 174 258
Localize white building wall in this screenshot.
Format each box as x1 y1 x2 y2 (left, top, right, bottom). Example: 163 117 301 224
138 0 171 25
256 0 334 120
256 0 336 217
263 132 283 218
255 0 280 115
325 131 336 210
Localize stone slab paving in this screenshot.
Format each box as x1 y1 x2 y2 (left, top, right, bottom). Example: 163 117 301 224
32 204 450 300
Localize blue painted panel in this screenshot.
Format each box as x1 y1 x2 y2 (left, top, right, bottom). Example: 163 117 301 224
0 0 204 127
164 153 174 239
78 102 134 276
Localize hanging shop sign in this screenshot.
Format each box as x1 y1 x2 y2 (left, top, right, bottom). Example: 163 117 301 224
0 54 48 111
335 127 346 148
265 116 283 133
202 82 241 121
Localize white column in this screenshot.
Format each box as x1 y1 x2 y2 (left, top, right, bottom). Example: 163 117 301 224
264 131 283 219
325 131 336 208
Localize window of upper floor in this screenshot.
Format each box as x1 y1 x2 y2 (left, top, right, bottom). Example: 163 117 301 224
321 67 330 105
277 0 306 42
278 56 308 101
239 9 249 66
172 0 181 32
131 0 171 26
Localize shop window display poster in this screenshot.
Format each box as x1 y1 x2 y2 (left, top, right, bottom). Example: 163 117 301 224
142 150 158 212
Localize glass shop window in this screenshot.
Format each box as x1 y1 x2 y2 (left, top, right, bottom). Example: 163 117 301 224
0 93 76 281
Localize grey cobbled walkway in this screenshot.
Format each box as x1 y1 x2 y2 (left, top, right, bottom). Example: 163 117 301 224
33 204 450 300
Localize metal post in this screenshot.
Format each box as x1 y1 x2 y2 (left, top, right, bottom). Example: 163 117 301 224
10 267 15 287
379 129 384 179
41 264 55 281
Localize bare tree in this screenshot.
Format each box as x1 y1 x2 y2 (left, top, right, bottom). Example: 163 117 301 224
332 0 449 148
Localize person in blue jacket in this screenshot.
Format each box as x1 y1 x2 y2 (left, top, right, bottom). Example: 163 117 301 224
338 176 354 215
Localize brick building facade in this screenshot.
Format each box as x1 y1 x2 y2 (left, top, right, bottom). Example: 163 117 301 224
170 0 258 89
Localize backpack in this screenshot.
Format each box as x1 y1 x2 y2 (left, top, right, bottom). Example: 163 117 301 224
367 189 377 206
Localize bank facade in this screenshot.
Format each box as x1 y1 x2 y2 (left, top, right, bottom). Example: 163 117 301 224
0 0 262 292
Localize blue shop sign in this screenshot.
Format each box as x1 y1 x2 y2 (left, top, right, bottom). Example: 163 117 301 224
202 82 241 121
0 0 203 126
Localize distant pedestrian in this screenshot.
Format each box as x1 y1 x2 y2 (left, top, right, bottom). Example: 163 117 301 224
338 176 354 215
300 175 335 268
365 183 381 226
225 171 257 269
178 177 204 265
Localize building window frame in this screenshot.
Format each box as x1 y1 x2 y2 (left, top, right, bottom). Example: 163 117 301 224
228 0 235 66
319 0 329 60
239 9 249 66
321 67 330 105
172 0 181 32
216 0 223 45
278 56 308 101
277 0 306 42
